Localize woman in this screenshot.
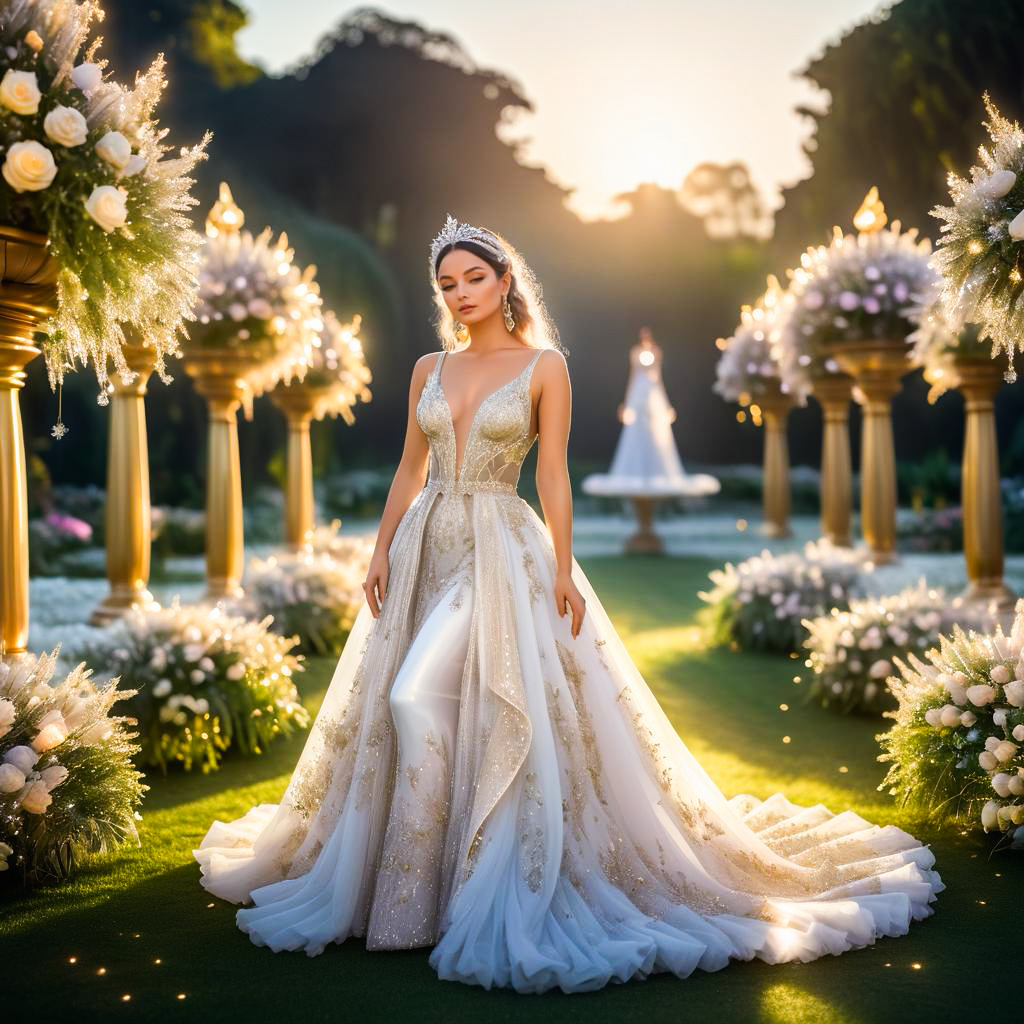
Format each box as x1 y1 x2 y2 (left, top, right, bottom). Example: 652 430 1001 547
194 214 942 994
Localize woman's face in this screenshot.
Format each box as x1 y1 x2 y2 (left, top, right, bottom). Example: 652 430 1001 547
436 247 508 326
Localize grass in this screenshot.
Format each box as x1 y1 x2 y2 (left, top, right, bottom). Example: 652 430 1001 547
2 554 1020 1023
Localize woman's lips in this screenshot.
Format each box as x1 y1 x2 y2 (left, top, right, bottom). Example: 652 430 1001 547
459 305 475 312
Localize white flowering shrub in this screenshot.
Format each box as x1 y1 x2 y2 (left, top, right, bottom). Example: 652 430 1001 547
234 525 373 656
801 581 945 714
699 541 865 653
0 650 146 886
878 600 1024 848
69 601 308 773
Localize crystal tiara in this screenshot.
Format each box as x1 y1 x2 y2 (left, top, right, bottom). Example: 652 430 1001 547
430 213 505 269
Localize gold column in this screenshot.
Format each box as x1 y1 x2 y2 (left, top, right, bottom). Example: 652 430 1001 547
759 383 792 539
0 227 57 658
270 388 317 548
91 339 160 624
832 342 907 564
182 351 249 599
954 360 1015 618
625 496 664 554
810 374 853 547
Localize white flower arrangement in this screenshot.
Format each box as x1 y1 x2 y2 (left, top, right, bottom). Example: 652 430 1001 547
773 205 937 401
236 526 375 656
68 599 309 773
0 649 146 885
801 581 945 714
194 182 324 410
0 0 211 398
929 92 1024 377
713 275 790 406
879 599 1024 848
698 540 866 653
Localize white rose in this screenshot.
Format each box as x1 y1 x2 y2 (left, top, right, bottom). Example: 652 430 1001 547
1010 774 1024 796
939 704 962 728
979 169 1016 198
960 710 977 727
32 720 68 753
70 62 102 95
3 744 38 774
945 677 968 706
992 772 1012 797
0 68 41 115
1009 209 1024 241
189 669 205 685
994 709 1009 728
152 679 172 698
226 662 246 681
995 740 1019 763
981 799 1000 830
19 779 52 814
966 684 997 707
2 140 58 192
986 735 1002 752
118 153 147 178
0 697 14 738
0 762 26 793
95 130 132 169
979 750 998 771
43 104 88 147
1014 724 1024 742
84 185 128 232
1004 680 1024 707
199 657 215 673
991 664 1011 686
924 707 942 728
39 764 68 790
183 644 204 663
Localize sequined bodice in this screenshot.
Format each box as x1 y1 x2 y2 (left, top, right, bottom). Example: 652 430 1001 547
415 349 544 496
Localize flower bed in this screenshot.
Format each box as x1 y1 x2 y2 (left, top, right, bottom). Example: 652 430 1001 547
69 601 308 773
878 603 1024 848
801 581 945 714
1 650 146 886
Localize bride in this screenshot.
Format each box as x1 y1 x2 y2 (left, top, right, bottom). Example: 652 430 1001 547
193 214 942 994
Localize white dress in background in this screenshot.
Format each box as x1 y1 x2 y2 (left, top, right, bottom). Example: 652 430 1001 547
194 346 941 994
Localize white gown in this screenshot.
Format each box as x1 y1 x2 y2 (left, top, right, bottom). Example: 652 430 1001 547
193 347 942 994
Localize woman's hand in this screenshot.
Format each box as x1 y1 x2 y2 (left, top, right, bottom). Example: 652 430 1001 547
362 551 390 618
554 571 586 638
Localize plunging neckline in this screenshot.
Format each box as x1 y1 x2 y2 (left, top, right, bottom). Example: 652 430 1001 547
436 349 540 482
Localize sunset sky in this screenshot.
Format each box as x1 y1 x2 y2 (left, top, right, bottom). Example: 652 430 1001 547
238 1 891 221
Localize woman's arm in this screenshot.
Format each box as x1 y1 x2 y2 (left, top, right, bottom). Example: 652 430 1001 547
534 349 586 637
362 352 436 617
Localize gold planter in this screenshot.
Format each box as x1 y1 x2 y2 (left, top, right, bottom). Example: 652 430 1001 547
182 348 256 600
829 340 908 564
91 336 160 625
0 226 57 658
950 358 1016 625
810 373 854 547
758 382 793 539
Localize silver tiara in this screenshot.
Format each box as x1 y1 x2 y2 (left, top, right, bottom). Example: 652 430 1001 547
430 213 505 269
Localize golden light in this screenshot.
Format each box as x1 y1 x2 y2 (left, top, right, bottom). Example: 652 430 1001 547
853 186 887 234
638 349 655 366
205 181 244 238
968 239 984 255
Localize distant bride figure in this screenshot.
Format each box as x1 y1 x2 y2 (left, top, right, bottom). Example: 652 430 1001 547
194 214 942 994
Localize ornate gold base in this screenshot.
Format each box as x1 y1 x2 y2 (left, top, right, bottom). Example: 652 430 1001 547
624 497 664 554
90 586 160 626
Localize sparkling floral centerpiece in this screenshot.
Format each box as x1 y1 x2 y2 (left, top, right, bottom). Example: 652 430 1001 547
929 92 1024 377
69 601 309 773
801 581 945 714
0 649 147 886
699 540 866 653
0 0 210 396
878 601 1024 849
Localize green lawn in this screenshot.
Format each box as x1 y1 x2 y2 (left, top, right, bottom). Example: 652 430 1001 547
2 555 1019 1023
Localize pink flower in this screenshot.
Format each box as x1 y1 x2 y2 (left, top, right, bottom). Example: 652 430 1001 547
44 512 92 542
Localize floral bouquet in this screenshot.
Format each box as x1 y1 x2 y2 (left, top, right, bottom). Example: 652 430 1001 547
0 649 147 886
802 581 945 714
237 527 374 656
69 600 309 773
774 196 937 401
289 310 373 424
878 600 1024 848
699 540 866 653
929 92 1024 377
713 275 790 408
193 182 323 412
0 0 210 397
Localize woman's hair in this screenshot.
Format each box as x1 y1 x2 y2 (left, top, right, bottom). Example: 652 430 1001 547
429 226 566 356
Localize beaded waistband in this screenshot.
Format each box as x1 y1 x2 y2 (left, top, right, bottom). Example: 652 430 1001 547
423 477 517 496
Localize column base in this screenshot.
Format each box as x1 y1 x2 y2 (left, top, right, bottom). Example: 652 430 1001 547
859 544 899 567
204 579 245 601
90 587 160 626
760 522 792 540
624 530 665 555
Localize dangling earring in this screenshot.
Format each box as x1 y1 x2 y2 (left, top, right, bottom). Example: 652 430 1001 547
453 319 469 343
502 294 515 331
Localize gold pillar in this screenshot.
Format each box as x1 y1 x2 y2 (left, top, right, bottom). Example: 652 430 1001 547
810 374 853 547
832 342 907 564
270 388 317 548
182 351 249 599
91 339 160 624
0 227 57 658
625 496 664 554
954 360 1015 618
759 384 792 539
